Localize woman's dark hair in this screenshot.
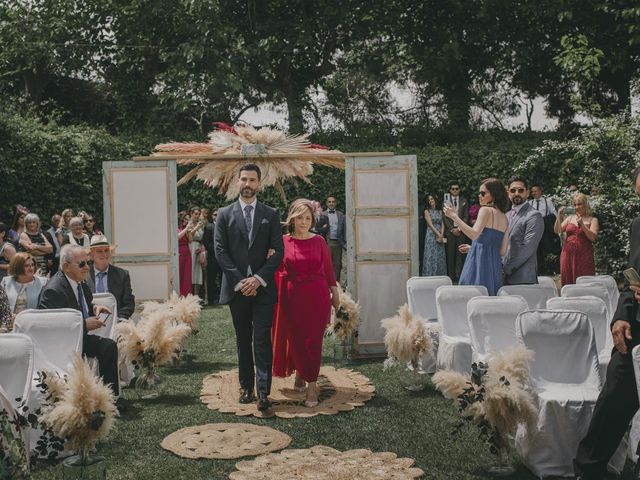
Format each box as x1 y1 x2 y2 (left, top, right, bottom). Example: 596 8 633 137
0 222 7 239
239 163 262 180
424 194 439 210
189 205 201 214
11 207 27 231
178 211 189 227
481 178 508 213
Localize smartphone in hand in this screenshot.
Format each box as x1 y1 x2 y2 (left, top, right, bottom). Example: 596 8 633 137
97 312 111 326
623 267 640 287
564 206 576 215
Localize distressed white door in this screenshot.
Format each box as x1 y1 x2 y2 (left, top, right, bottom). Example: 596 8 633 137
345 154 419 356
102 160 179 303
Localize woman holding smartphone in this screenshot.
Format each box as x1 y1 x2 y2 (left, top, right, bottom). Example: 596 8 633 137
555 192 599 286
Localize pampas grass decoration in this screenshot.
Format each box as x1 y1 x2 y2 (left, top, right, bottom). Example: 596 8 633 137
153 124 344 201
328 284 360 340
39 355 117 456
169 293 202 331
381 304 432 365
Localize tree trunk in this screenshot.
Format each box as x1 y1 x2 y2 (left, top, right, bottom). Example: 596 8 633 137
23 70 49 103
286 87 305 134
442 77 471 131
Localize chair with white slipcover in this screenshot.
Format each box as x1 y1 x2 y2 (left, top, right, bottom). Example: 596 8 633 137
435 285 488 374
577 275 620 319
515 309 602 478
537 276 558 299
497 284 551 310
0 333 35 458
547 296 612 380
467 296 528 363
91 292 118 340
561 282 613 321
406 276 452 373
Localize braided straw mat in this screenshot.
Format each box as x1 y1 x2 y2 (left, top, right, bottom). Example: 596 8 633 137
229 445 424 479
161 423 291 459
201 366 375 418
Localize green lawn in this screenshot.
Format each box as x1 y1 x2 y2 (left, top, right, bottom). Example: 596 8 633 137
29 307 632 479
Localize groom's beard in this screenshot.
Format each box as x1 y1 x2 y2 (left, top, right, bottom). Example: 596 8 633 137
241 187 256 198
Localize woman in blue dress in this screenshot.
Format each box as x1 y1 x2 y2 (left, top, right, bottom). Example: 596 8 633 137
443 178 509 295
422 194 447 276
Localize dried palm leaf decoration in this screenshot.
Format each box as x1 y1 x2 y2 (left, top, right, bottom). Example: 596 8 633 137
153 122 344 200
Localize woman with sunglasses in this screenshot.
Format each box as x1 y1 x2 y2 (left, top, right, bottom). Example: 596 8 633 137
443 178 509 295
80 211 102 239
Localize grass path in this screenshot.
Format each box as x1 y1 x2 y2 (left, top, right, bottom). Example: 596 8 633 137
30 306 627 479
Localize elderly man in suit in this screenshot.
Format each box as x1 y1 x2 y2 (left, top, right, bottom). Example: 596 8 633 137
38 244 119 397
503 177 544 285
443 182 469 281
574 167 640 480
325 196 346 282
214 164 284 411
86 234 135 320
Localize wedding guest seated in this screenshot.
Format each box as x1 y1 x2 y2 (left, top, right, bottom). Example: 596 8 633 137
81 212 102 239
38 244 120 397
19 213 53 273
0 285 11 333
1 253 48 324
87 235 135 320
0 223 16 282
61 216 90 248
56 208 74 244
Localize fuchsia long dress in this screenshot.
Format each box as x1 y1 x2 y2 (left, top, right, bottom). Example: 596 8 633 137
178 228 192 296
272 235 336 382
560 222 596 286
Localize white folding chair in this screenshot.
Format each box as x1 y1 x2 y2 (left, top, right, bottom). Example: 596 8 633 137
91 292 118 340
467 296 528 363
515 310 602 478
435 285 488 373
561 282 613 321
577 275 620 319
497 284 551 310
537 276 558 299
406 276 452 373
547 296 612 380
0 333 35 457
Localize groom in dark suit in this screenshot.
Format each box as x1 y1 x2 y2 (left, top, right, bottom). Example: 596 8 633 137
214 164 284 411
574 167 640 480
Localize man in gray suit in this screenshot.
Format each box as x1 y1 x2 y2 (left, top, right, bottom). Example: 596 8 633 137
503 176 544 284
325 196 346 282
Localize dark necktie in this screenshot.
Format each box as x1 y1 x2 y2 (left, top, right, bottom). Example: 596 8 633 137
96 271 107 293
77 283 89 319
244 205 253 237
453 198 458 209
535 199 540 211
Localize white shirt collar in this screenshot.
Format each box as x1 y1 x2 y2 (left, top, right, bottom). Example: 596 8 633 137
64 273 80 297
239 197 257 210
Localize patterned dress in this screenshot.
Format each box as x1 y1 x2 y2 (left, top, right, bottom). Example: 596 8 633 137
422 209 447 276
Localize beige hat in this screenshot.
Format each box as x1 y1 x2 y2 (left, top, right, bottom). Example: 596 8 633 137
89 234 116 250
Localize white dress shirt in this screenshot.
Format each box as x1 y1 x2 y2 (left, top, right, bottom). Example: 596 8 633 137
527 197 557 217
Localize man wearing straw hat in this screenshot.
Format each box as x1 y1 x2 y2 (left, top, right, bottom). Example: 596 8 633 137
214 164 284 412
86 234 135 320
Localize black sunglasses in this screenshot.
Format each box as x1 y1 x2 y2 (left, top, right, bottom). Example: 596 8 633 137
509 187 526 194
73 260 89 268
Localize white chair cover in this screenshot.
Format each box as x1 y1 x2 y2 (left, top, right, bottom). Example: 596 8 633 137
91 292 118 340
547 296 612 380
515 309 602 478
577 275 620 319
561 282 613 321
537 276 558 299
435 285 488 373
0 384 30 469
406 276 451 373
467 296 528 363
0 333 34 408
629 346 640 464
497 284 551 310
13 309 84 376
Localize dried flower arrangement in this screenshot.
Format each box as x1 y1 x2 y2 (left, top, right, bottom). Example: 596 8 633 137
326 284 360 340
381 304 433 369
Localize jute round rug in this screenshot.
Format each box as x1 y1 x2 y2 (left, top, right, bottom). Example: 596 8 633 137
229 445 424 479
201 366 375 419
160 423 291 459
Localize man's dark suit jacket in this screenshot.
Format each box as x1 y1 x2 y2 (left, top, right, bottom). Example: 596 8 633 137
86 264 135 319
443 196 470 234
312 213 329 239
214 200 284 305
615 216 640 347
325 210 347 248
203 222 216 255
38 270 93 335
